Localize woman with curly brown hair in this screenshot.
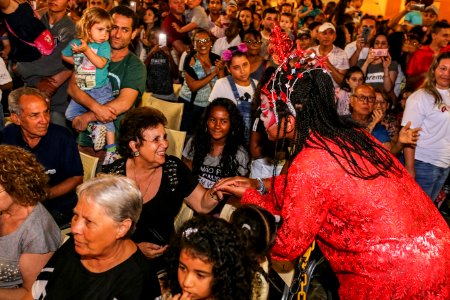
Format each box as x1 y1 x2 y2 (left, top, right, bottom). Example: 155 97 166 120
0 145 60 300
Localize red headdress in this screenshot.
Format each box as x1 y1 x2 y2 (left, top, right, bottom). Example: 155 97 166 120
261 24 330 125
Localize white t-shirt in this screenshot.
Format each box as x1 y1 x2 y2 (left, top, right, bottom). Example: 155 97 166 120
0 58 12 101
310 45 349 88
401 88 450 168
211 35 241 57
344 40 369 61
208 77 258 104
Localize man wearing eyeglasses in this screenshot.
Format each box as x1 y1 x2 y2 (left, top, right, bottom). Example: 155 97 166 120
349 84 420 156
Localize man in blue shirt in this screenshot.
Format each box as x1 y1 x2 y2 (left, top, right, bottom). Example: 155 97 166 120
0 87 83 226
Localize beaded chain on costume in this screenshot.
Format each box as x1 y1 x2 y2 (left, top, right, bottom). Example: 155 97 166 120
261 24 330 125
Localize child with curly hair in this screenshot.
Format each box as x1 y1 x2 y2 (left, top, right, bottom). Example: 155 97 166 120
163 215 258 300
182 98 249 189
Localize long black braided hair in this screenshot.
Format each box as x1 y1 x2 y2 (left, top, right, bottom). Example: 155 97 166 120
272 66 402 179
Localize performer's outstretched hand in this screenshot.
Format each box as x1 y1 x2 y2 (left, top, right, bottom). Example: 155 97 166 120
212 177 258 198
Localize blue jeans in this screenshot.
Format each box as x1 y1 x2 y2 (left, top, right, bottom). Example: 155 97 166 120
414 160 450 202
65 83 115 132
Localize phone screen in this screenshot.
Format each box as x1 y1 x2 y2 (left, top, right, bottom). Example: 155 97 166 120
362 27 370 43
158 33 167 48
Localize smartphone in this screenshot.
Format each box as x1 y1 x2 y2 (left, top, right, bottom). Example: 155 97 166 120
362 26 370 43
410 3 425 11
372 48 388 57
158 33 167 48
129 1 136 12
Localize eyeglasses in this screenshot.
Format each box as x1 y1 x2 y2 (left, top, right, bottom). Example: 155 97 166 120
194 38 211 45
298 36 311 41
244 40 262 45
352 94 376 103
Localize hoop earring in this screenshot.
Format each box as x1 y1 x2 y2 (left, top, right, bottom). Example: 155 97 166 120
133 150 140 157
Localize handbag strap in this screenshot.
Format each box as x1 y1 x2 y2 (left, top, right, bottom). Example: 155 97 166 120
3 2 42 47
4 19 37 47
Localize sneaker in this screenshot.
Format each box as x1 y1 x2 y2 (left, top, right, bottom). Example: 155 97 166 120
90 124 107 151
103 151 121 165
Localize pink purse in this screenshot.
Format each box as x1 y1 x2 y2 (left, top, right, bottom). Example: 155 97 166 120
4 19 55 56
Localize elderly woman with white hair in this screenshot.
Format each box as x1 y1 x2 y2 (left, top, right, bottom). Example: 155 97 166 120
24 175 161 300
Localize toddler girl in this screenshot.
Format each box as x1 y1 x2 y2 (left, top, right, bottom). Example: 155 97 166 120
62 7 118 165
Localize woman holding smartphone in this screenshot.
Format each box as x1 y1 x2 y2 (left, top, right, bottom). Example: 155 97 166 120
357 32 398 94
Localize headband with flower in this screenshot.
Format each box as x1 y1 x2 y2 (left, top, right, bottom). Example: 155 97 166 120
261 24 331 125
221 43 248 61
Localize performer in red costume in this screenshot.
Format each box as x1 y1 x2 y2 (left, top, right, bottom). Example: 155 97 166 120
214 26 450 299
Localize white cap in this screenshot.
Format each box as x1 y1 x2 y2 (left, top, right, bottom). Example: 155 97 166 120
318 22 336 33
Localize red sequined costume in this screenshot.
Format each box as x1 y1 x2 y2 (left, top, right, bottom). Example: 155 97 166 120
243 137 450 300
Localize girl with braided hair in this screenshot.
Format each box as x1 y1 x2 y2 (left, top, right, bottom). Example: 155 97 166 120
214 44 450 298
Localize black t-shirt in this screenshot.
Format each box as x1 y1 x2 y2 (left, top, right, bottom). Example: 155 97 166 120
32 237 161 300
103 156 198 245
1 2 44 61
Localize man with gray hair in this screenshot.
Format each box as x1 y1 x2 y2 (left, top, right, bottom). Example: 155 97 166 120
0 87 83 226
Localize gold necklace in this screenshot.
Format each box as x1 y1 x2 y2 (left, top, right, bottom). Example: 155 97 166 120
133 160 156 198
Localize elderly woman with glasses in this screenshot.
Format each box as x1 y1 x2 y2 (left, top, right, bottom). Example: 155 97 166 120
179 28 225 135
25 176 161 300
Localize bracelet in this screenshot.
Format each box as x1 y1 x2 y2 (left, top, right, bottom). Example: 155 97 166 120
256 177 267 195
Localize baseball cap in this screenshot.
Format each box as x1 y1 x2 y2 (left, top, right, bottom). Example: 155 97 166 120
318 22 336 33
424 5 438 16
297 28 311 39
227 0 237 7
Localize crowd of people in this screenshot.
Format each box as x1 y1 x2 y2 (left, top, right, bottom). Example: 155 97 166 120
0 0 449 299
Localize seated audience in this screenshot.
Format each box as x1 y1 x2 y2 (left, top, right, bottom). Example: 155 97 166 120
24 175 161 299
0 145 60 300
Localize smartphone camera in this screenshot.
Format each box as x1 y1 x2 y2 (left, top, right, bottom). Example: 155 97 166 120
129 1 136 12
362 26 371 43
410 3 425 11
158 33 167 48
372 48 388 57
